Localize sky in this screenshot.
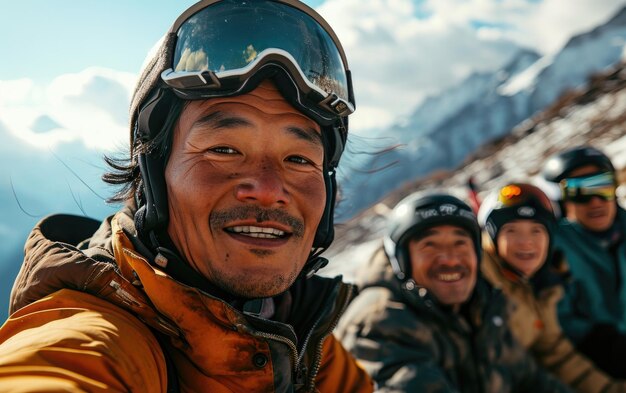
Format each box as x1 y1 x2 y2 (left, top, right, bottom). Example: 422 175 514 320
1 0 625 152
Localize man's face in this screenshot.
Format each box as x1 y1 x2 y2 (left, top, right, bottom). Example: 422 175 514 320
408 225 478 311
496 220 549 278
565 165 617 232
165 80 326 298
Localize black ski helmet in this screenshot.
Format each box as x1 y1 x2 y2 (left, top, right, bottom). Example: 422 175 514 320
477 183 556 248
383 193 482 281
129 0 355 277
542 146 615 183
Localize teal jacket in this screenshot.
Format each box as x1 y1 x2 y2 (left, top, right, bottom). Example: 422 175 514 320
555 207 626 343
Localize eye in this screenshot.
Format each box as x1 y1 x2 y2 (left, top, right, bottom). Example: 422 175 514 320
286 155 312 165
420 240 437 250
455 238 471 247
209 146 239 155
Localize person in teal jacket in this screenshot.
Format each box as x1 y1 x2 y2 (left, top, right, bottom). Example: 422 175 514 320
543 145 626 378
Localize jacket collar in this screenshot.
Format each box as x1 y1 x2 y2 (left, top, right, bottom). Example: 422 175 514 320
14 209 356 346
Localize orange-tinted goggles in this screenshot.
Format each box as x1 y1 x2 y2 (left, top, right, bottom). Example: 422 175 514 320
497 183 554 213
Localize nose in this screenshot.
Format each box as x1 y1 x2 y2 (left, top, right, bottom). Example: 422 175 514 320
436 248 462 265
517 235 533 247
234 163 290 207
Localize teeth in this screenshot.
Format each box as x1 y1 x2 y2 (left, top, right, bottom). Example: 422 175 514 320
438 273 461 282
228 226 285 238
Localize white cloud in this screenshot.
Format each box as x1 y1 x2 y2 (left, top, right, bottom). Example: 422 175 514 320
519 0 626 54
314 0 626 133
0 67 136 150
420 0 626 54
0 79 38 106
1 0 625 145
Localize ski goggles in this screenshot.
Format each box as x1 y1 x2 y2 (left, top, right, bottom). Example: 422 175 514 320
496 183 554 213
561 172 616 203
161 0 354 125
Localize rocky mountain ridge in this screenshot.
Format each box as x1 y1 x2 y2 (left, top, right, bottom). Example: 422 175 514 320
323 61 626 280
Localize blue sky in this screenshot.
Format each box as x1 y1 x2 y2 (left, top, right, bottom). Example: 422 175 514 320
0 0 324 83
4 0 625 142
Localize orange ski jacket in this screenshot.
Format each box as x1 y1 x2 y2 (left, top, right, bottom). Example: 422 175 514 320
0 209 373 392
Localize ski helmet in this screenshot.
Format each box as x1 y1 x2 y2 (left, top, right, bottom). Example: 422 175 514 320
383 193 481 281
478 183 556 247
542 146 615 183
129 0 355 275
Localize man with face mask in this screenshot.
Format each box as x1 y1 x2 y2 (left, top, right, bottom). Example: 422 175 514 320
0 1 373 392
336 192 571 392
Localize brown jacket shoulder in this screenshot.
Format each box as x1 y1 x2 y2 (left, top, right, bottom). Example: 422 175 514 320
482 245 626 393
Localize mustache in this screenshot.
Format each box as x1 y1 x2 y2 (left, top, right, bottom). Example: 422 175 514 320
428 265 470 278
209 206 305 238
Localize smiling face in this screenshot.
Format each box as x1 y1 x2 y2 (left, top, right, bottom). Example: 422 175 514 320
496 220 549 278
565 165 617 232
164 80 326 298
408 225 478 311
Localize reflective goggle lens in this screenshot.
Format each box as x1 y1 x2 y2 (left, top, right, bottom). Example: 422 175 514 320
162 0 353 119
561 172 616 203
497 184 554 213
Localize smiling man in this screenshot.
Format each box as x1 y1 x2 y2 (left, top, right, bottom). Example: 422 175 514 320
543 145 626 379
335 192 571 392
163 82 328 298
0 1 373 392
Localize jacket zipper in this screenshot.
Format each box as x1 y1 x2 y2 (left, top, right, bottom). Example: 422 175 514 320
304 284 355 392
247 329 299 375
252 282 354 392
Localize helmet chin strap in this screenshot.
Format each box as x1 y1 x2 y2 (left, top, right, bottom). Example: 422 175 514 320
300 253 329 279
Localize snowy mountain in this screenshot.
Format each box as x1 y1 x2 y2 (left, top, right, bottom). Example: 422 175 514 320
527 6 626 112
323 62 626 282
335 6 626 221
